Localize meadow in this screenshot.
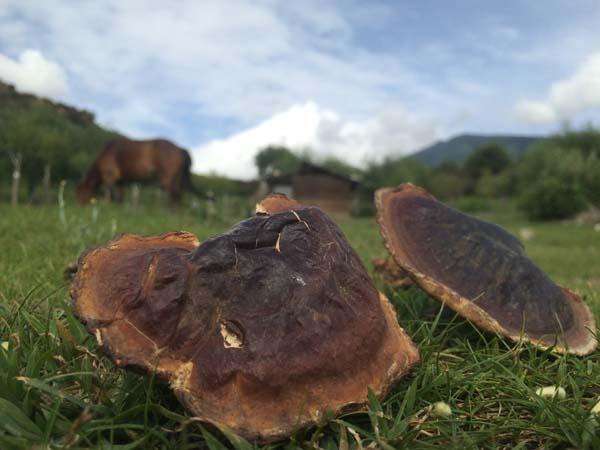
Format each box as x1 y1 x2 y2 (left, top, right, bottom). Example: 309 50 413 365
0 194 599 449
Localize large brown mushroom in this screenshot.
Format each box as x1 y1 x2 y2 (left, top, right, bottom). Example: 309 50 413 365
375 183 597 355
71 195 419 442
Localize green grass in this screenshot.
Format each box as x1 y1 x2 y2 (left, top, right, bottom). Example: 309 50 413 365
0 197 599 449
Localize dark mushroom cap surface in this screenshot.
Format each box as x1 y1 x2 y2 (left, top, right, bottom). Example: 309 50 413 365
375 183 597 355
71 197 419 442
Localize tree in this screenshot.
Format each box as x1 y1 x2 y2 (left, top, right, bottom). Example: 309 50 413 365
319 156 362 179
255 145 301 177
519 178 586 220
546 126 600 158
581 152 600 205
516 137 600 212
428 161 467 199
363 156 431 190
428 171 468 199
1 112 69 201
464 143 512 181
1 115 37 204
475 169 516 198
0 85 118 200
435 161 462 175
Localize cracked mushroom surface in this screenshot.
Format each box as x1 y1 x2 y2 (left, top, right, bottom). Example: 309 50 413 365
71 196 419 442
375 184 597 355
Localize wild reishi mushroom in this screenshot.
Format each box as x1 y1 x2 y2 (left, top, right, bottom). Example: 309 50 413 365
71 195 419 442
375 183 597 355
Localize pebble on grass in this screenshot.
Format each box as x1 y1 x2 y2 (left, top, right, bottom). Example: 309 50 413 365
431 401 452 418
535 386 566 400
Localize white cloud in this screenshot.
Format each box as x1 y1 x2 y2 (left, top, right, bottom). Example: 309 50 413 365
0 49 68 100
192 102 442 180
515 52 600 124
0 0 454 144
3 1 598 166
514 101 557 125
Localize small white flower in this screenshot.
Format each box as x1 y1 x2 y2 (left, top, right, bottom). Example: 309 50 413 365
591 399 600 416
519 227 535 241
1 341 8 351
535 386 566 400
431 401 452 418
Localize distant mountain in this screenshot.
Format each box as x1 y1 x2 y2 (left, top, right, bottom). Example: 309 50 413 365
411 134 544 166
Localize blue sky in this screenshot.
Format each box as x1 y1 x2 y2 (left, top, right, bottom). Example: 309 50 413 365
1 0 600 178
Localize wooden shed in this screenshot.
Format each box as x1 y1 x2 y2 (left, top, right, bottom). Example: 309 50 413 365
258 161 360 216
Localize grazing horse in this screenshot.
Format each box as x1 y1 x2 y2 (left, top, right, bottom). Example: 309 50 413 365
77 138 197 205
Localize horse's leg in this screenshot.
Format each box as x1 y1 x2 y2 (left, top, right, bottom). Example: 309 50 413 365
169 188 182 207
158 179 169 207
160 172 182 208
102 169 120 204
166 178 182 207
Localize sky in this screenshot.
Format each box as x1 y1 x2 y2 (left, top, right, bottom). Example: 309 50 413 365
1 0 600 179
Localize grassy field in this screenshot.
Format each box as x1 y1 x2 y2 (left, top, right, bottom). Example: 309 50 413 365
0 196 599 449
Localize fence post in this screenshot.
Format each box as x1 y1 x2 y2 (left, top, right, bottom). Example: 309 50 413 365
42 163 51 204
9 152 22 207
131 183 140 208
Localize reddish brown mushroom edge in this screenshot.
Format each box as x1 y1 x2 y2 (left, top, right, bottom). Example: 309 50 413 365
375 183 597 356
71 195 419 443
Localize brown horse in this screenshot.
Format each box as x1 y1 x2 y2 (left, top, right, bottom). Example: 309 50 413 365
77 138 197 205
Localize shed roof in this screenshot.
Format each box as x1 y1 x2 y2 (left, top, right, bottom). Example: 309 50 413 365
265 161 360 188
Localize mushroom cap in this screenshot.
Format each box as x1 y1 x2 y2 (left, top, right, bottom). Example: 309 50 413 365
71 198 419 442
255 192 302 215
375 183 597 355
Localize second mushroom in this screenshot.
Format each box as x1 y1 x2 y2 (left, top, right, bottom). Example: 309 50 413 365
375 183 597 355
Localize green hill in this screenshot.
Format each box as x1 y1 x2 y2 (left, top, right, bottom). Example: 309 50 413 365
0 80 120 193
412 133 543 166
